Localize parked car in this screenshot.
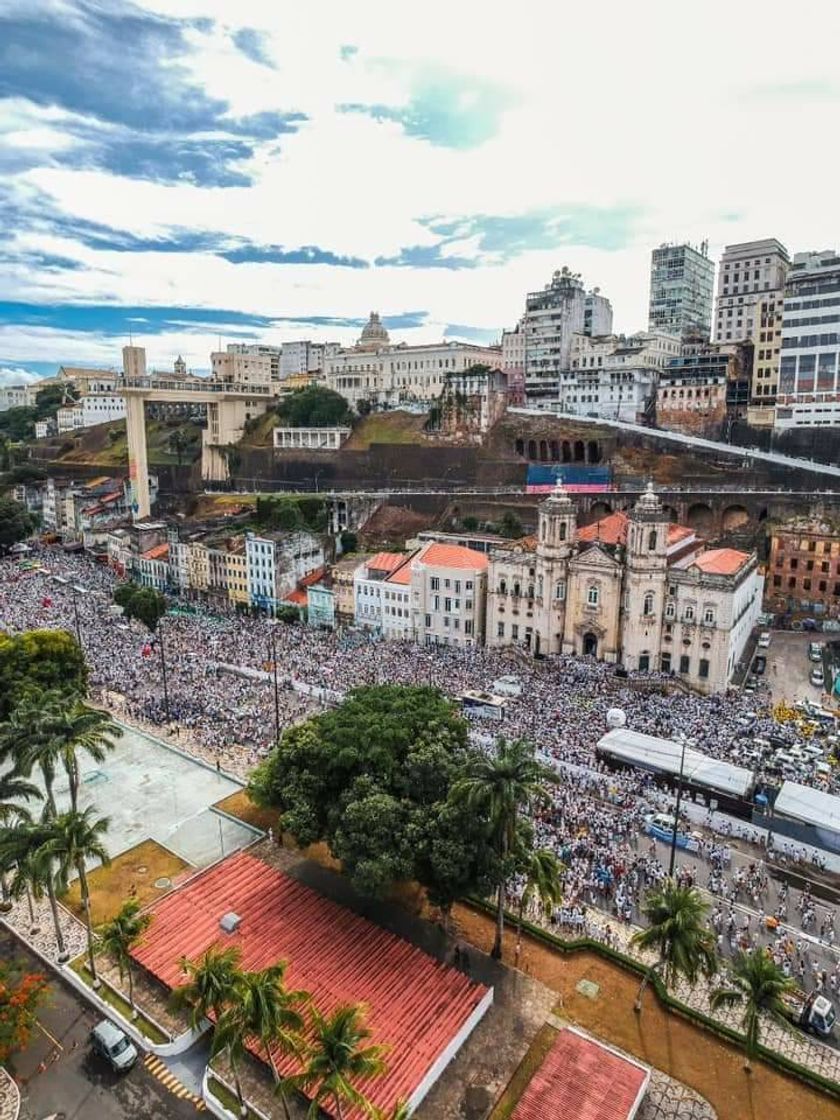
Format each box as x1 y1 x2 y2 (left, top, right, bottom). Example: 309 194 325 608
809 642 824 662
810 666 825 688
754 655 767 675
90 1020 137 1073
757 631 772 648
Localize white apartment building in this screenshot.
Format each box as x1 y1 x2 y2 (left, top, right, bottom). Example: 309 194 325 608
522 269 613 405
246 530 325 614
410 541 488 648
56 405 85 432
273 427 350 451
381 564 413 640
713 239 789 345
353 552 410 631
0 385 30 411
280 341 340 379
82 392 126 427
776 249 840 429
211 344 279 387
560 332 680 422
59 366 119 394
324 312 502 409
501 320 526 402
41 478 76 532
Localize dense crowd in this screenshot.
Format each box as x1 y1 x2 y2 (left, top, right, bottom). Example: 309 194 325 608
1 547 838 990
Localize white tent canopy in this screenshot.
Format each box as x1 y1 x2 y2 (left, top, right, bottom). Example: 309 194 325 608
774 781 840 835
596 728 754 799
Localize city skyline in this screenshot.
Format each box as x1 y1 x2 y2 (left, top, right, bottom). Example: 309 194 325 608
2 0 839 384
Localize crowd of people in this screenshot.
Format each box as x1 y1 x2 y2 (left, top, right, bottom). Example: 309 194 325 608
2 547 838 996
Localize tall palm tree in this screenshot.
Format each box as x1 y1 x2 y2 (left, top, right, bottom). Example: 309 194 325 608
279 1003 388 1120
711 950 796 1071
98 898 152 1017
514 847 564 968
450 737 558 958
0 820 69 961
5 842 47 935
630 879 717 1013
41 808 111 984
169 945 242 1030
0 772 41 910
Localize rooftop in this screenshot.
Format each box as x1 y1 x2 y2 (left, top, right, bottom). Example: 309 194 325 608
512 1028 649 1120
132 852 490 1118
141 543 169 561
691 547 750 576
415 541 489 571
367 551 409 573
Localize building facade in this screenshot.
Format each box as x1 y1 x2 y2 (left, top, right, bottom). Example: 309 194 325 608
766 519 840 617
561 331 680 422
648 243 714 340
776 250 840 429
501 320 526 405
410 541 488 648
273 427 351 451
523 269 613 405
353 552 410 631
656 351 729 436
211 344 279 387
485 483 762 694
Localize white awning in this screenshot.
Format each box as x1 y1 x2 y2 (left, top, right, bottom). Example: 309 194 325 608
596 728 754 798
774 781 840 834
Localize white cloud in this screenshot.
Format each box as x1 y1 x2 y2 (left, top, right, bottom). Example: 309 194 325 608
0 365 44 386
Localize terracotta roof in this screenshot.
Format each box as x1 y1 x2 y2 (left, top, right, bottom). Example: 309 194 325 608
386 565 411 585
132 853 489 1118
300 566 326 587
284 589 307 606
692 547 750 576
141 543 169 560
577 511 629 546
513 1028 648 1120
667 525 694 545
416 541 489 570
367 552 408 573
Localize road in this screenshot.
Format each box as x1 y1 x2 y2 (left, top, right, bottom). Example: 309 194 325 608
762 630 833 706
0 935 200 1120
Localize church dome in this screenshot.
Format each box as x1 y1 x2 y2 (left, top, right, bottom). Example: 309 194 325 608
356 311 390 351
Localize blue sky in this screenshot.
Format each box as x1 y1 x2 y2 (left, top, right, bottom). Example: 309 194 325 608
1 0 838 383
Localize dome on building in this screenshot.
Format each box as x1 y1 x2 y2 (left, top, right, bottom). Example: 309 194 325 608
356 311 390 352
606 707 627 728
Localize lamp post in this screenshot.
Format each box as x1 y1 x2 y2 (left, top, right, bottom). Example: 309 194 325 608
52 575 86 650
267 627 281 746
669 733 688 879
157 616 170 724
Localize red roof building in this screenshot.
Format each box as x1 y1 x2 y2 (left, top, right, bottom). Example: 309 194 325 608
132 852 492 1117
513 1028 649 1120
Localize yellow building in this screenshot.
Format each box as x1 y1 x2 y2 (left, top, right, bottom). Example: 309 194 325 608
185 541 210 592
226 542 249 605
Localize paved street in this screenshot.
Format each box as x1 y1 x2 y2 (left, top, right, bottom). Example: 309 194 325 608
761 630 833 705
0 935 200 1120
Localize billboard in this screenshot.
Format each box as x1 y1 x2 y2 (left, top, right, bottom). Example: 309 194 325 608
526 464 614 494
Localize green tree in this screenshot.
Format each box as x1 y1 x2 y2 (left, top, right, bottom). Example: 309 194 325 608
42 808 111 983
276 386 353 428
450 737 558 959
0 961 48 1065
0 406 36 442
250 686 500 909
514 847 564 967
630 880 717 1013
711 950 795 1071
0 495 34 555
216 963 308 1120
275 604 301 625
0 823 69 961
497 511 523 539
98 898 153 1017
460 516 479 532
168 428 191 465
113 583 167 631
1 464 46 487
339 530 358 554
280 1003 387 1120
0 774 41 911
0 629 87 720
169 945 242 1029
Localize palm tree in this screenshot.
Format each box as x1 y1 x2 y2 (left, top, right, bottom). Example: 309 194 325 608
450 737 558 958
42 808 111 984
98 898 152 1017
0 771 41 910
169 945 242 1030
0 820 69 961
5 842 48 935
711 950 796 1071
514 847 564 968
630 879 717 1013
279 1003 388 1120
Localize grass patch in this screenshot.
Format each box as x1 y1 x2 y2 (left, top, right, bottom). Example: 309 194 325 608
488 1022 559 1119
62 839 188 924
214 790 277 833
343 410 428 450
207 1074 263 1119
70 957 169 1044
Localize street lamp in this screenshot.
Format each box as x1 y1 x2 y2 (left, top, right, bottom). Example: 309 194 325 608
267 626 281 746
669 733 688 879
157 616 171 723
52 575 87 649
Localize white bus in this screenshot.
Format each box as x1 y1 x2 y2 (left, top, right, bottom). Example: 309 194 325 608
459 690 507 721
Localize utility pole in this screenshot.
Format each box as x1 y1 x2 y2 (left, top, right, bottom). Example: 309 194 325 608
669 734 688 879
158 617 170 723
268 629 281 745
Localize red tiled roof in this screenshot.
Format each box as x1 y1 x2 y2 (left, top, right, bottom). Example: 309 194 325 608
667 524 694 545
693 547 750 576
367 552 408 573
132 853 489 1118
577 511 628 546
513 1028 648 1120
141 543 169 560
300 566 326 587
416 542 489 570
386 565 411 585
284 589 307 606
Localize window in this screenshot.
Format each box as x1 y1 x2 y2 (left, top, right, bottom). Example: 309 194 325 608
424 614 431 628
660 652 672 673
466 581 473 590
665 601 676 620
643 592 654 616
465 619 472 635
511 624 519 640
499 579 507 595
648 530 657 551
454 580 461 593
684 604 695 622
497 621 505 637
559 522 567 541
430 577 439 591
703 607 715 625
587 585 599 606
444 597 452 612
679 654 690 674
639 653 650 672
554 580 566 601
699 659 710 679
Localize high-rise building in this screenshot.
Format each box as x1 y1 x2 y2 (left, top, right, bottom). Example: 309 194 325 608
648 242 714 340
522 269 612 405
776 250 840 429
280 340 339 379
210 343 280 386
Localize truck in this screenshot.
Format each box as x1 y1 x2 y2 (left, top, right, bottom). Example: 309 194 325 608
780 989 836 1038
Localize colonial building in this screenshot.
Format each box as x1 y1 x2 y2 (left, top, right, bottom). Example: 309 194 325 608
766 518 840 617
410 541 488 648
486 483 762 693
353 552 410 631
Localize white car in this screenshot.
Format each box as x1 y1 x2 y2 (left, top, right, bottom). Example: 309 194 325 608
810 667 825 688
757 632 772 648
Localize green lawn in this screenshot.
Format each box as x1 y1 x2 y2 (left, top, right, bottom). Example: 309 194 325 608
70 957 169 1044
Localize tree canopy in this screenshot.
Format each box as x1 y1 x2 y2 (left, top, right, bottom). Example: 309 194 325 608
0 629 87 720
113 583 167 631
249 685 501 907
255 495 326 534
0 495 34 554
276 386 353 428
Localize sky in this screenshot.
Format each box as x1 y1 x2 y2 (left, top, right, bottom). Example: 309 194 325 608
1 0 839 385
